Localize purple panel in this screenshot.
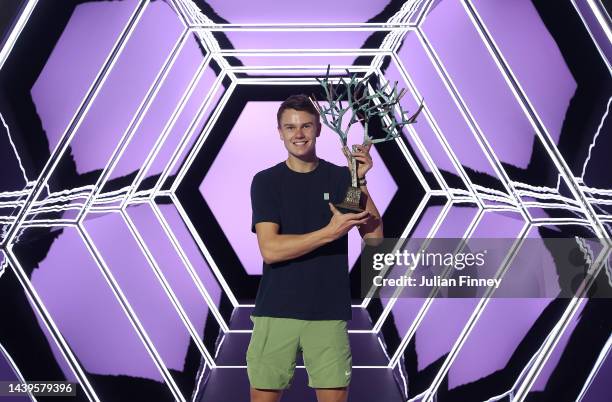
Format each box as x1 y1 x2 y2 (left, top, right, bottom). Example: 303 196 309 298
386 57 465 179
83 212 192 375
103 35 205 183
397 32 499 178
199 101 397 275
206 0 388 23
31 0 140 155
28 226 162 380
531 301 584 391
421 1 539 169
471 0 576 144
61 1 183 174
157 203 222 307
149 64 223 180
126 203 210 343
582 343 612 402
450 298 553 389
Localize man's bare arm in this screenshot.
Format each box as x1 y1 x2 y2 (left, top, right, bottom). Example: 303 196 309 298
255 206 370 265
358 184 383 240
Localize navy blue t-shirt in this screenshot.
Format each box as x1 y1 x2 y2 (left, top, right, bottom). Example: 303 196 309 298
250 159 352 320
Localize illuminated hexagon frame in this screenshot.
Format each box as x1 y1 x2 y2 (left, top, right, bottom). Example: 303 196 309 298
0 0 610 401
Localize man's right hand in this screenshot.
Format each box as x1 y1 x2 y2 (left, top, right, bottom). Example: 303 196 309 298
325 203 370 241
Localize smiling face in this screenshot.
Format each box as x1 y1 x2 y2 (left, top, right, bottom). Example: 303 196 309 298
278 108 321 161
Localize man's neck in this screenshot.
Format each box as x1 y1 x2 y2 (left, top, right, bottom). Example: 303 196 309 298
286 155 319 173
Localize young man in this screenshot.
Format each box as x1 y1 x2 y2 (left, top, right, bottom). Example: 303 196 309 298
248 94 383 402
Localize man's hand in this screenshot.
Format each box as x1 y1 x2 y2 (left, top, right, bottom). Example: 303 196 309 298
325 203 370 241
352 143 373 179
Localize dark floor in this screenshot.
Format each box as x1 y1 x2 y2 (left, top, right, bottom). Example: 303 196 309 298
197 306 405 402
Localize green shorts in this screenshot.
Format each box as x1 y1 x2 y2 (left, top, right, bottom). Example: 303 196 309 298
246 316 352 389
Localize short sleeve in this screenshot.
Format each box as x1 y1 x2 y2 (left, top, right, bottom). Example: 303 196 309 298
250 173 281 233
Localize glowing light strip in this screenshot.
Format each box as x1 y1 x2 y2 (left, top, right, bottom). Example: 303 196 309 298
387 206 485 367
192 360 208 402
581 97 611 178
521 202 586 213
216 49 391 56
422 223 531 401
370 197 455 330
77 30 190 222
0 113 29 181
1 0 149 249
79 225 185 401
415 0 436 27
120 210 215 366
389 54 482 203
360 192 434 310
515 190 582 205
0 0 39 71
119 55 214 209
215 365 393 369
227 66 373 73
0 342 37 401
462 0 609 238
5 249 100 401
512 246 611 401
416 28 531 224
530 218 592 226
571 0 612 72
576 333 612 402
214 333 226 358
20 220 78 227
149 200 229 333
189 23 418 31
151 63 227 195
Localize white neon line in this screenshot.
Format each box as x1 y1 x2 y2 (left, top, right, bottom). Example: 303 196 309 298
78 225 185 402
214 365 393 369
416 28 531 224
1 0 149 249
580 185 612 196
377 336 391 361
119 55 214 208
149 200 229 333
188 24 418 31
216 49 391 56
214 333 225 359
172 80 236 190
76 29 190 223
171 192 240 307
572 0 612 72
512 245 611 401
530 218 592 226
370 196 457 330
19 220 78 227
5 249 100 401
191 360 208 402
587 0 612 55
422 223 531 402
511 181 564 193
522 202 587 213
576 333 612 402
581 97 611 178
415 0 436 27
361 192 434 308
0 113 29 181
119 209 215 366
0 0 39 71
462 0 608 238
388 55 482 204
397 354 409 399
152 71 226 195
387 207 486 367
0 342 37 402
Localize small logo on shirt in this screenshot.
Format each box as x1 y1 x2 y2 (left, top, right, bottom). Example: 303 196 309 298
345 370 351 376
323 192 329 200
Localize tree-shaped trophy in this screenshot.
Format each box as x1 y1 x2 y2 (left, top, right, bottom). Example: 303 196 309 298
309 67 424 213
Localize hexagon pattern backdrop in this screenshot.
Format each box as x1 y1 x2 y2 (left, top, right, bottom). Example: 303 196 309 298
0 0 611 401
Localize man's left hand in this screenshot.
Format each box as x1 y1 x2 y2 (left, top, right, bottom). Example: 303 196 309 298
352 143 373 179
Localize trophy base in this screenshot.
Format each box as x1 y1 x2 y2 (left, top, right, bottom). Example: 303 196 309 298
335 186 366 214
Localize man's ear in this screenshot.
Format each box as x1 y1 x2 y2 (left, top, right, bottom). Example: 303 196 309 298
316 122 322 137
278 126 284 141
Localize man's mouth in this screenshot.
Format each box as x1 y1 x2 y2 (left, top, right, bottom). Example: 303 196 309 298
293 140 309 147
